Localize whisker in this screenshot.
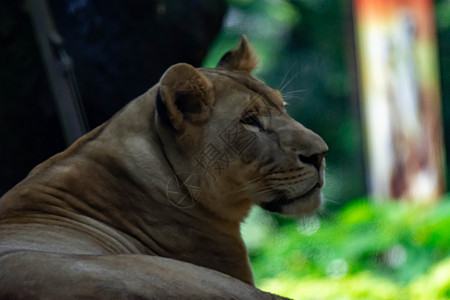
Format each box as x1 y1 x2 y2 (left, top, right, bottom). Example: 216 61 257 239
255 187 275 196
279 63 297 92
226 176 263 197
280 72 299 94
283 90 306 96
282 89 307 103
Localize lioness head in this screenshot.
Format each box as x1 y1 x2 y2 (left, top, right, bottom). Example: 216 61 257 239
156 36 328 221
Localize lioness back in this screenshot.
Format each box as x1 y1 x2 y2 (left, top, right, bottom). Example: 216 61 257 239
0 36 326 299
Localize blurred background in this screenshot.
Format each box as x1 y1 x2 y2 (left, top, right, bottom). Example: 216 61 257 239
1 0 449 299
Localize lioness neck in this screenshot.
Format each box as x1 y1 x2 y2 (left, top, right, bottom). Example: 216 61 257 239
0 88 255 285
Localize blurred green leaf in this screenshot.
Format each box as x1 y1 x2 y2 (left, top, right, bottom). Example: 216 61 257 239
436 1 450 29
242 198 450 299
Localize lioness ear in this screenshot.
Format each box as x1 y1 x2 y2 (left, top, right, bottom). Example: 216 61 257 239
158 63 214 131
216 35 259 73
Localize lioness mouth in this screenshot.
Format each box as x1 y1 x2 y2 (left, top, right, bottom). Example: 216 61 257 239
261 184 320 213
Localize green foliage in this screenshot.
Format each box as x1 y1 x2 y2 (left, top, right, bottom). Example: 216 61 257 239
436 0 450 29
203 0 300 73
241 198 450 299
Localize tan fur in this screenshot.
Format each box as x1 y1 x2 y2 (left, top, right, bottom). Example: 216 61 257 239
217 35 259 72
0 36 327 299
160 63 215 130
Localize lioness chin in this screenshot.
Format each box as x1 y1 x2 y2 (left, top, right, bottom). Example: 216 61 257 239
0 36 327 299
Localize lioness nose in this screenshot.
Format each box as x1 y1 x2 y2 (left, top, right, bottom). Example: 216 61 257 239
299 152 326 170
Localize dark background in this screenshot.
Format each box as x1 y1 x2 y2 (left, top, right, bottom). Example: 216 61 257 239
0 0 227 195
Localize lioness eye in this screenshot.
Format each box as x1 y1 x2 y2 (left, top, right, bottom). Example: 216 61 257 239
240 114 264 131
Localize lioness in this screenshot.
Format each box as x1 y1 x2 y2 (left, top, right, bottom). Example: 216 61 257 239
0 36 327 299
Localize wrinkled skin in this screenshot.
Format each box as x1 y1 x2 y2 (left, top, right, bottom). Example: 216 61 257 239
0 36 327 299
